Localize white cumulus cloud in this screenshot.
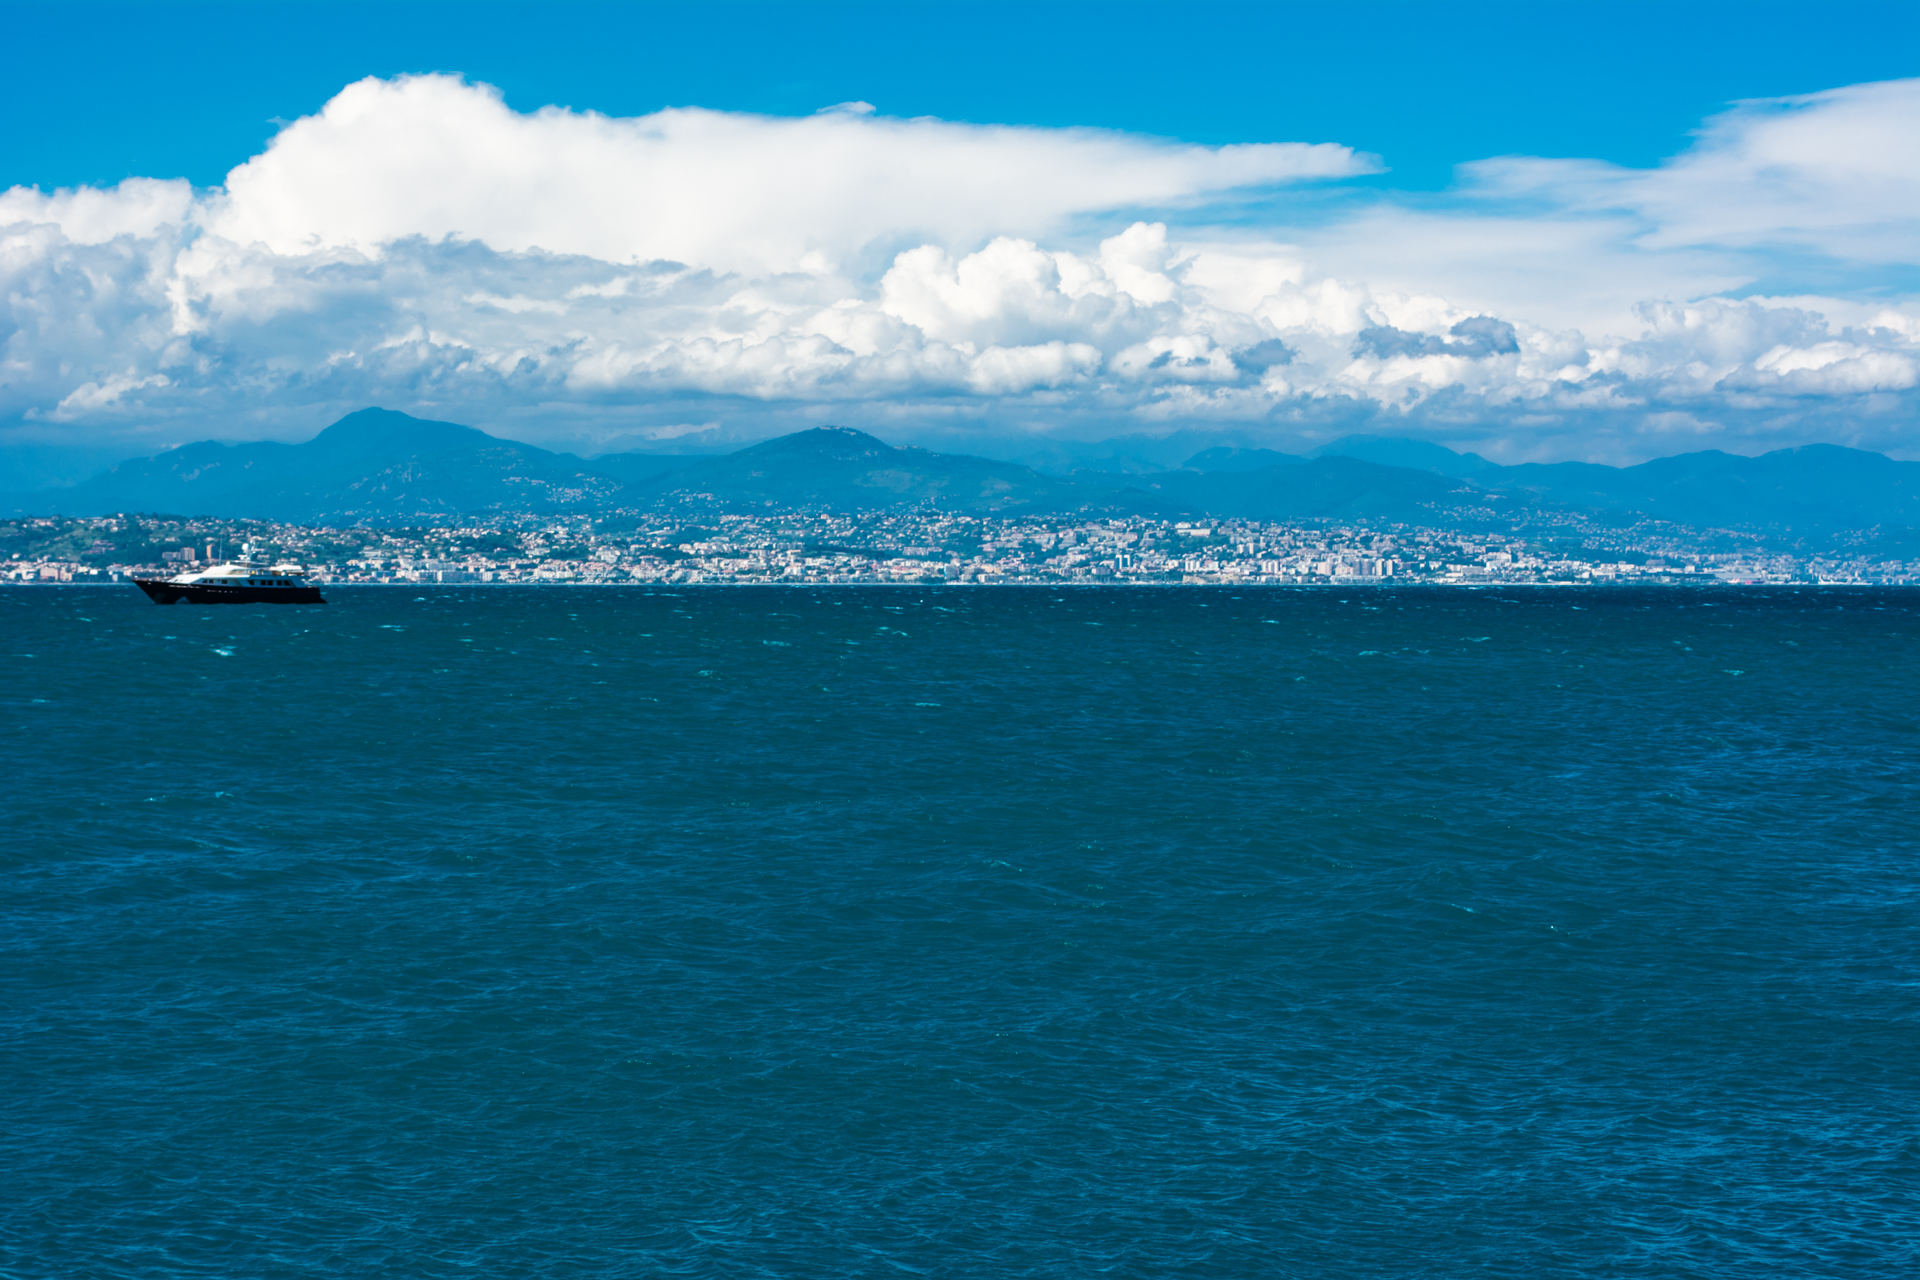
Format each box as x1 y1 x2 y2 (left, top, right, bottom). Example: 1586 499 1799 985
204 74 1371 277
1 73 1918 476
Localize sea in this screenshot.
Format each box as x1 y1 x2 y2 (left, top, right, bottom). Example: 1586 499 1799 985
4 584 1916 1278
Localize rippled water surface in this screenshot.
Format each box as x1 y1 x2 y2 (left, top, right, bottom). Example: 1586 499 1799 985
4 584 1916 1278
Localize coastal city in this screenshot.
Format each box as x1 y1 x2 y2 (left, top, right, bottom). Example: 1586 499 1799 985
4 509 1914 587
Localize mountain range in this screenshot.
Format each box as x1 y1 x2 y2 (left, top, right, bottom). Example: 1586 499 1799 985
7 408 1919 536
5 410 626 525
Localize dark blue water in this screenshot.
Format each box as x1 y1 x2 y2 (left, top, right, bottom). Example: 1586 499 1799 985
4 585 1916 1278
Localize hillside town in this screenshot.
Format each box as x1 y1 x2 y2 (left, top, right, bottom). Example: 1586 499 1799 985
5 509 1916 587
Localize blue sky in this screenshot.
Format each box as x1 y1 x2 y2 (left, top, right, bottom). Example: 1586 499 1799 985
3 1 1918 483
9 1 1915 190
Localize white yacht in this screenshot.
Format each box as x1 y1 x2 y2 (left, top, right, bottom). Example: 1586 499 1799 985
134 557 326 604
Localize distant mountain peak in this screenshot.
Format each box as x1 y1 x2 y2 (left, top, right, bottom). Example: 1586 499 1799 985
626 426 1067 512
739 426 897 461
7 406 609 523
309 407 496 454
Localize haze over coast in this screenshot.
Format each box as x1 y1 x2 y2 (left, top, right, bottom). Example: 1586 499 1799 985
10 408 1920 587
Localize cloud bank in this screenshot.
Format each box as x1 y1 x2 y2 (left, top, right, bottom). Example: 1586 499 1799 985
2 74 1917 475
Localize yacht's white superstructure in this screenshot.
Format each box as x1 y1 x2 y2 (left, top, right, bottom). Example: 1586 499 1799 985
134 559 326 604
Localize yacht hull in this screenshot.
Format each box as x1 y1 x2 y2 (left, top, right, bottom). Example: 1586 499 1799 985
134 578 327 604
